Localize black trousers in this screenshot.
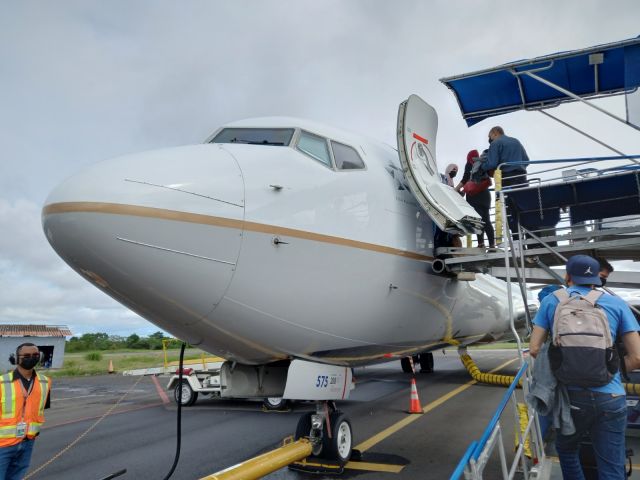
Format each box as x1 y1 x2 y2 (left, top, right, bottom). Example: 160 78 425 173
500 171 527 241
467 191 495 247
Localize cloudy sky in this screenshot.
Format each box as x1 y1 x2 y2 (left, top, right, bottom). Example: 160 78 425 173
1 1 639 337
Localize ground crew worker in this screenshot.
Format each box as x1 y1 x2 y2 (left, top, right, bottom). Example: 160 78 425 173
0 343 51 480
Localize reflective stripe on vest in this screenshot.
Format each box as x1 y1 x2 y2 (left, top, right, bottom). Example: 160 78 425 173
1 373 16 419
27 422 42 436
37 375 48 416
0 425 17 439
0 372 49 445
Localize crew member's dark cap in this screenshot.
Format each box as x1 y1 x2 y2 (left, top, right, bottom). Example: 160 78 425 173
566 255 601 286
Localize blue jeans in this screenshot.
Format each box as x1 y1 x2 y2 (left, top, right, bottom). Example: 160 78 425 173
556 391 627 480
0 439 35 480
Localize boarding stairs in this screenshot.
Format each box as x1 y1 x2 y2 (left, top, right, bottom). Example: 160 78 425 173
441 33 640 479
448 155 640 480
436 155 640 290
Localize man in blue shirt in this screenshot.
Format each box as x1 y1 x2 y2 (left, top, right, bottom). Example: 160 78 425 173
483 126 529 240
530 255 640 479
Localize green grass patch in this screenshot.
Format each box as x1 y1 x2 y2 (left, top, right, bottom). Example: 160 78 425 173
85 352 102 361
47 348 209 377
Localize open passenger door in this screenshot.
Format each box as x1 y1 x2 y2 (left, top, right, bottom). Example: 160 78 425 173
397 94 483 235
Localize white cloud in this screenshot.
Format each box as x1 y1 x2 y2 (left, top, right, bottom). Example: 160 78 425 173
0 199 157 336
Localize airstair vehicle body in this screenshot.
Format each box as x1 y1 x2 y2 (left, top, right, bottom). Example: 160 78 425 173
443 36 640 479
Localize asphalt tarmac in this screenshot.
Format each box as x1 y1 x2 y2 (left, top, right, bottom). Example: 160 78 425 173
27 350 526 480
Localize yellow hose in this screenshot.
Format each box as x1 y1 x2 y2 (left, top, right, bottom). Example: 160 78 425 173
461 352 640 395
459 353 521 388
516 402 532 458
624 383 640 395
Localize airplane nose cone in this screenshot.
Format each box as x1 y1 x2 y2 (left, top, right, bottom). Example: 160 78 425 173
42 144 245 335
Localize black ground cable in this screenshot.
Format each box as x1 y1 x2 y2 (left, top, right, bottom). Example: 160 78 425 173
98 469 127 480
161 342 186 480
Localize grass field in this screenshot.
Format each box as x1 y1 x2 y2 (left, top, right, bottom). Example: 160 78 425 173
46 348 209 377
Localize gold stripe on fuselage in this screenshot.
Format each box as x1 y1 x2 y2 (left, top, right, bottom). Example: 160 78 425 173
43 202 433 261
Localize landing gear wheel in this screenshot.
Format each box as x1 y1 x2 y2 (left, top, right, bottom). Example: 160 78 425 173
263 397 289 411
174 380 198 406
295 412 313 440
419 352 434 373
322 412 352 465
295 412 322 456
401 357 413 373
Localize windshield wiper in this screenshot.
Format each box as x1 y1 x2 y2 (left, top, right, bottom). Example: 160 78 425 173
229 138 284 146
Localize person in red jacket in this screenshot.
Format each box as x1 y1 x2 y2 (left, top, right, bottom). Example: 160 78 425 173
456 149 495 248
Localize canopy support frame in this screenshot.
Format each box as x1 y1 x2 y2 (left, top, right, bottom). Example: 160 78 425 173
515 69 640 133
538 110 630 159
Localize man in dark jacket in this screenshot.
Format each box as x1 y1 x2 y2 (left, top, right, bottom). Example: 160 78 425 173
482 126 529 240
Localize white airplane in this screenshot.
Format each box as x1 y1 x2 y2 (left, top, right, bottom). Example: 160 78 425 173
42 95 528 463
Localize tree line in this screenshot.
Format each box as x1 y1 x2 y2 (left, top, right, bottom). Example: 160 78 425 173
66 332 183 352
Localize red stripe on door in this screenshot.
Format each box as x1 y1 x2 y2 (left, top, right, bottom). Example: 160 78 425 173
412 133 428 144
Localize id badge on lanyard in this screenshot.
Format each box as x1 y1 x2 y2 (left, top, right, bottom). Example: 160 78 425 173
18 379 34 438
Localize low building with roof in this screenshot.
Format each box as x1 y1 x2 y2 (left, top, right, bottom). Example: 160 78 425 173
0 324 72 372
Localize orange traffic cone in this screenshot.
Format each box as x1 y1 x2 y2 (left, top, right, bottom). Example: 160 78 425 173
408 378 422 414
108 360 115 374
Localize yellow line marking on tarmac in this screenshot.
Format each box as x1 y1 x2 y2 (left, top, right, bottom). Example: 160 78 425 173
344 461 405 473
355 356 520 453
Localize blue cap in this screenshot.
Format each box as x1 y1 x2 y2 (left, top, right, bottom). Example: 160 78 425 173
566 255 601 286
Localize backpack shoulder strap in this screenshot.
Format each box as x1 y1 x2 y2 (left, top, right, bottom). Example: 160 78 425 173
553 288 570 302
551 289 571 343
583 290 604 306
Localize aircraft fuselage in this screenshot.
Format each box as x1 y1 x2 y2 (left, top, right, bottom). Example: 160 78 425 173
42 117 524 366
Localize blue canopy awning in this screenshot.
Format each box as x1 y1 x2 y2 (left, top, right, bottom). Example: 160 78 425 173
440 36 640 127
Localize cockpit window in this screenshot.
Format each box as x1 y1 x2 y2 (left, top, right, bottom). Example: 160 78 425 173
296 131 332 167
331 141 365 170
211 128 294 146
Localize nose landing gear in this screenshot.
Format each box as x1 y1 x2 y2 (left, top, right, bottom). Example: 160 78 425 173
294 401 353 465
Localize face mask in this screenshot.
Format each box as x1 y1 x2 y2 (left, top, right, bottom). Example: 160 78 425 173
449 171 457 178
19 357 39 370
600 277 607 287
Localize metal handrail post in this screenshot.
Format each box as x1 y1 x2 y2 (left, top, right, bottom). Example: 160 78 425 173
510 412 539 480
500 187 524 364
511 391 522 459
468 458 478 480
507 221 532 331
497 427 509 480
517 220 530 319
476 424 503 478
531 407 546 464
495 169 503 245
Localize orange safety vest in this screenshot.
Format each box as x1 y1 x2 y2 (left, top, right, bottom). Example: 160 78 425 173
0 371 51 447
